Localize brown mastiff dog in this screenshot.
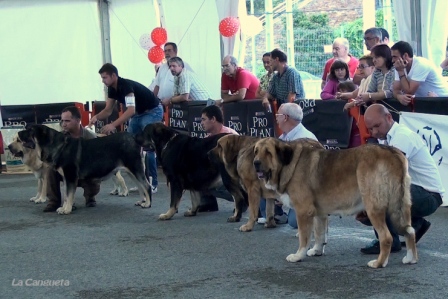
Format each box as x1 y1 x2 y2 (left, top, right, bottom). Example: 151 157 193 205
210 135 322 232
253 137 418 269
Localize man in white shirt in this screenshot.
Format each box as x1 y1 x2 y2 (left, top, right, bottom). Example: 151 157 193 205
391 41 448 105
360 104 444 254
153 42 193 101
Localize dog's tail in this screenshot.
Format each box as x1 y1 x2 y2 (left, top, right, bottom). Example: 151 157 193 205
387 150 413 236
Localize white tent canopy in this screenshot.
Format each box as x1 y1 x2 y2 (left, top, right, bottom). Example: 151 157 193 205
0 0 446 108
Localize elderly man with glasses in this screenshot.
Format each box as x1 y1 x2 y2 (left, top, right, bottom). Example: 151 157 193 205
218 55 259 105
259 103 318 228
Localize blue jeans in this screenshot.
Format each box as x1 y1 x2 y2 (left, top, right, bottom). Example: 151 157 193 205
259 198 284 218
127 104 163 187
259 198 298 228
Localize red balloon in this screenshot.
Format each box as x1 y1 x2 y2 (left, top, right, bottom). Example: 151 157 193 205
148 46 164 64
151 27 168 46
219 17 240 37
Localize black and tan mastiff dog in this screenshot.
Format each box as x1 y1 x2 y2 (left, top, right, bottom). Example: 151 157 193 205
253 137 418 269
18 125 151 215
135 123 247 221
211 135 323 232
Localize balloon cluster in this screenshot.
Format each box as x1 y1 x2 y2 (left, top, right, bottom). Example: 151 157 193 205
139 27 168 64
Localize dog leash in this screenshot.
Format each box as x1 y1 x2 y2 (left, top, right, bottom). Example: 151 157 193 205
161 133 178 157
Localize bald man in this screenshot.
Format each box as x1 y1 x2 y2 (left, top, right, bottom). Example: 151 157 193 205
358 104 444 254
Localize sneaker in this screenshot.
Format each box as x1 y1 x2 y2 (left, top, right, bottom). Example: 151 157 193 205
129 187 138 192
274 213 288 224
257 217 266 224
151 186 158 194
360 240 401 254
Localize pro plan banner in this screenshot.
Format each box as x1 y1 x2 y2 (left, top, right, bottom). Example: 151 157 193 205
1 105 36 127
399 112 448 206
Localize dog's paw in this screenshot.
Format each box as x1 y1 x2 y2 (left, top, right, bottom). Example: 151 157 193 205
33 197 47 204
264 219 276 228
109 189 119 195
135 200 151 208
239 223 253 232
227 216 240 222
402 254 417 265
118 190 129 197
184 210 197 217
159 213 173 220
56 207 72 215
30 197 37 202
367 259 388 268
307 247 323 257
286 253 303 263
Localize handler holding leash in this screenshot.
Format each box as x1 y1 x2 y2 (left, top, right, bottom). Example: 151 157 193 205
44 106 100 212
90 63 163 193
359 104 444 254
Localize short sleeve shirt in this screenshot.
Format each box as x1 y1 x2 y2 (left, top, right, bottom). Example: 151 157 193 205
221 67 260 100
108 77 159 114
268 67 305 104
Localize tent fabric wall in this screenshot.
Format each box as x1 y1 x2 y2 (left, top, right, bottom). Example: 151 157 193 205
420 0 448 68
393 0 448 68
0 0 104 106
108 0 158 88
159 0 223 99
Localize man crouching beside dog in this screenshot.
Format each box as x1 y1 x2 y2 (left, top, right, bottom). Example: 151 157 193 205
43 106 100 212
358 104 444 253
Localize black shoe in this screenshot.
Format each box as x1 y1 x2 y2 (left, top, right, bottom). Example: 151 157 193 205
86 200 97 207
197 203 219 212
43 205 59 212
401 220 431 246
360 240 401 254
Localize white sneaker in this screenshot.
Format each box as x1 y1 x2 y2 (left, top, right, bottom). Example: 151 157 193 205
257 217 266 224
151 186 158 194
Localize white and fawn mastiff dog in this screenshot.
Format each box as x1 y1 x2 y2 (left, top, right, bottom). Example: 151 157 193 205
252 137 418 269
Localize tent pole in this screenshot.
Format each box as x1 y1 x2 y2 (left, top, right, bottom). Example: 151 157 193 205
99 0 112 64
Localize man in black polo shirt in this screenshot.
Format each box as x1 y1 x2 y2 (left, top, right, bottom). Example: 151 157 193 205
90 63 163 193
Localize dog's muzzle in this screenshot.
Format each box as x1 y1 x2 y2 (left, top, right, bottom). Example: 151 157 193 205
253 160 266 179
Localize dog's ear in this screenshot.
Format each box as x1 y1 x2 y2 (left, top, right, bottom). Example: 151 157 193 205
276 142 293 165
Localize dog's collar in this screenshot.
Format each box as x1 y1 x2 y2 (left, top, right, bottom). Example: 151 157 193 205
161 133 178 156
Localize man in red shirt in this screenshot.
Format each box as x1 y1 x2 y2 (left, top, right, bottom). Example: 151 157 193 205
220 55 259 103
321 37 359 89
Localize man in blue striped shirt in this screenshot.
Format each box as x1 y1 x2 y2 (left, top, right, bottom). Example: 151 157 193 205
262 48 305 109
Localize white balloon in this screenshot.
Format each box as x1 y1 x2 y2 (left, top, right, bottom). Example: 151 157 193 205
240 15 263 37
139 33 155 50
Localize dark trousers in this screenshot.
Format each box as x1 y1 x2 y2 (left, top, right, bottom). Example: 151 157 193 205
46 167 101 208
376 184 442 243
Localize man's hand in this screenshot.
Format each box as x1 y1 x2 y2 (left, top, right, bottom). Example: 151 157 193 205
261 98 270 109
161 98 171 106
100 123 116 135
396 93 413 106
88 116 98 128
393 57 407 73
214 99 223 107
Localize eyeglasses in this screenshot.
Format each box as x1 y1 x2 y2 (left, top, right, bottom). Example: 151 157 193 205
357 64 371 69
221 64 232 69
275 113 288 118
364 37 376 41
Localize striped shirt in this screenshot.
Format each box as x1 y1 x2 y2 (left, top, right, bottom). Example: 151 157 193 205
268 66 305 104
367 67 395 99
173 69 211 101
